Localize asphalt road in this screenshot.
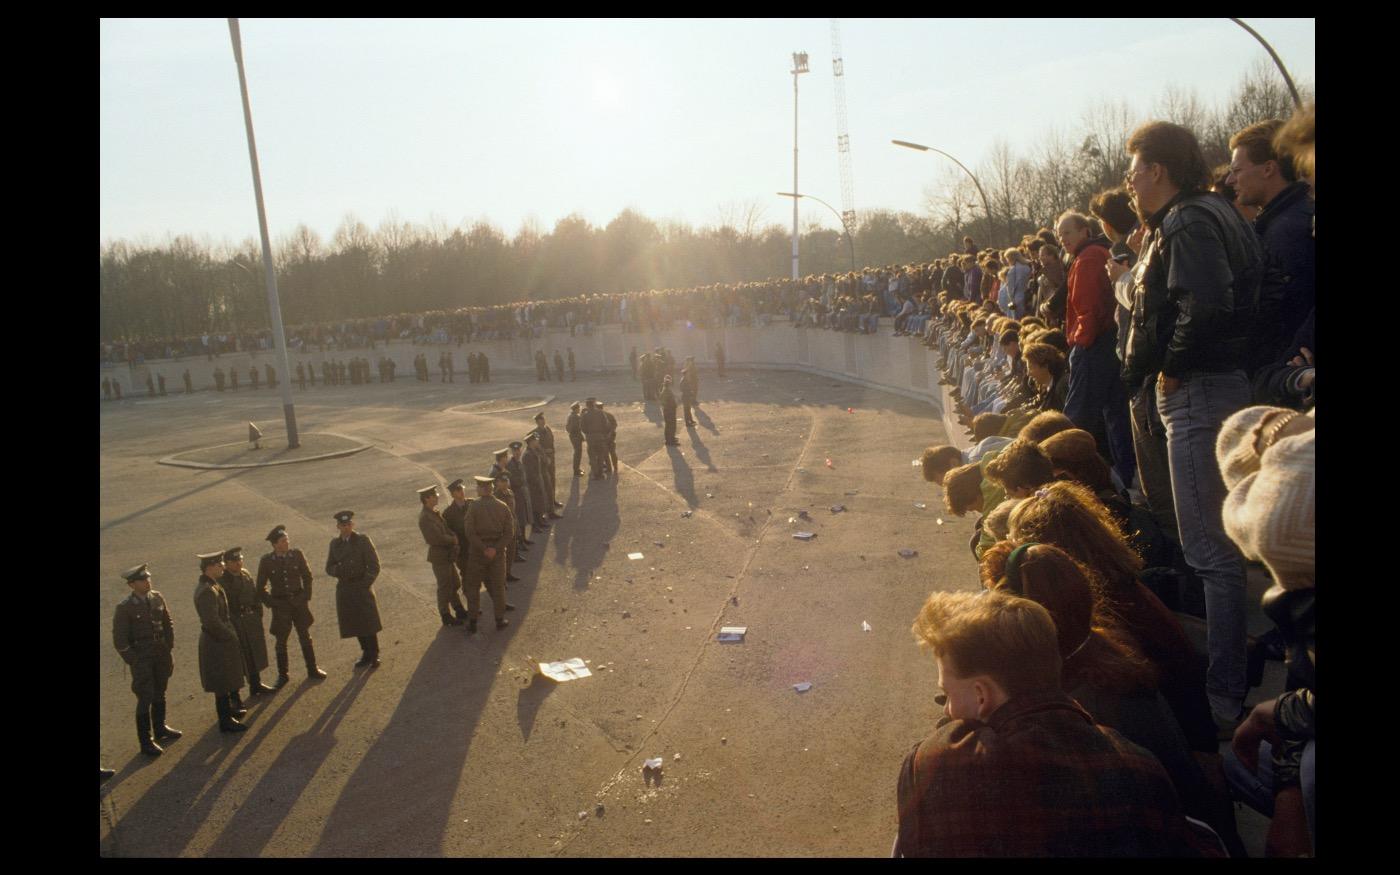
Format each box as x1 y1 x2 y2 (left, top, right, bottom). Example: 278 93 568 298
99 367 977 857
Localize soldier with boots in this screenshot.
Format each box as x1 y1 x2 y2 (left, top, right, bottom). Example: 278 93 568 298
661 376 680 445
194 552 248 733
580 397 609 479
598 402 619 475
507 441 538 538
183 369 193 394
462 475 517 631
418 485 466 627
493 471 523 582
113 564 180 757
214 368 226 391
554 351 566 382
326 510 383 668
256 526 327 687
441 482 477 624
533 411 563 512
221 547 273 698
566 402 585 476
523 432 552 529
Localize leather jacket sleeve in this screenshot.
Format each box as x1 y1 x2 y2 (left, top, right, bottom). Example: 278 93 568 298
1160 212 1235 379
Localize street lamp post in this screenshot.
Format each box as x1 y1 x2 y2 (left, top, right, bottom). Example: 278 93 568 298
790 51 809 281
777 192 855 272
229 18 299 448
891 139 993 238
1228 18 1303 109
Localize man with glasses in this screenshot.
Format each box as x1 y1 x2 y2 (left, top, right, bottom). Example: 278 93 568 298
1121 121 1262 740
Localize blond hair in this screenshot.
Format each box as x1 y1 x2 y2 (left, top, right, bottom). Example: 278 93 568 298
911 590 1062 696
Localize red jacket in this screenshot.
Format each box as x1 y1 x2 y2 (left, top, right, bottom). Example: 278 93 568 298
1065 239 1116 349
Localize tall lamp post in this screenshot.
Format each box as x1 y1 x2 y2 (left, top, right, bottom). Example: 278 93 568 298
891 139 993 238
1228 18 1303 109
228 18 299 448
777 191 855 272
790 51 809 281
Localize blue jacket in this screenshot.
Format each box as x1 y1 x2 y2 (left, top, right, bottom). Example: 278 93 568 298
1252 181 1315 368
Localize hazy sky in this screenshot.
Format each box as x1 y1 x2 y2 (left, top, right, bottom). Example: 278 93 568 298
100 18 1314 248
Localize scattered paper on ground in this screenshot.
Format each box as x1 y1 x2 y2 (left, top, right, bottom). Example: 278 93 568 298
830 505 845 513
793 532 816 541
898 548 918 558
793 682 813 693
861 620 872 632
914 502 927 509
643 757 664 770
539 658 592 682
628 552 644 560
717 626 747 642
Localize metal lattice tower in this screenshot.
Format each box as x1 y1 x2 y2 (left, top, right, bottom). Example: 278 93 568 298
830 19 857 237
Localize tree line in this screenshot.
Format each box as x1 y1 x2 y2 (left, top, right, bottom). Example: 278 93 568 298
100 59 1307 342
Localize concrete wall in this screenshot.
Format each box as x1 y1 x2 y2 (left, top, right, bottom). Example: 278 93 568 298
100 320 943 414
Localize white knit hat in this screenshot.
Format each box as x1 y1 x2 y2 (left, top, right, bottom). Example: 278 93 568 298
1220 425 1315 591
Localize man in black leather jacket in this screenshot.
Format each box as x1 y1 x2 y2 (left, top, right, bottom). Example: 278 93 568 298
1122 121 1261 736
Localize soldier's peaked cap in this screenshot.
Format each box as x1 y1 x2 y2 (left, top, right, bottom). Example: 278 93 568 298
524 431 539 442
222 547 244 562
417 485 439 497
473 475 495 485
570 402 581 410
534 412 546 420
266 525 288 543
494 447 510 458
121 563 151 582
334 510 354 523
447 479 465 492
508 440 523 450
197 550 225 568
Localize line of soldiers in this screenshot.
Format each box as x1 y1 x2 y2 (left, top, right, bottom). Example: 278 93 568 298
112 516 381 754
570 397 619 478
466 351 491 383
418 411 564 629
438 351 456 382
533 348 577 382
638 347 676 401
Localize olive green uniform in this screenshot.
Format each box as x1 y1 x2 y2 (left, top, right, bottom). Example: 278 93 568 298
463 494 515 622
256 549 319 677
419 505 463 620
113 590 175 740
221 567 270 681
326 531 383 638
440 500 475 620
194 575 245 695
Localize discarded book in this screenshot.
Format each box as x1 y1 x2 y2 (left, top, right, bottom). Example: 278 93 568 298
539 658 592 682
717 626 747 642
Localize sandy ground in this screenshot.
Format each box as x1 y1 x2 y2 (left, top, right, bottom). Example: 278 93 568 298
97 367 1008 856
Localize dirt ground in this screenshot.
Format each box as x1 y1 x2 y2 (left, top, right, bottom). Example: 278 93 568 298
99 365 980 857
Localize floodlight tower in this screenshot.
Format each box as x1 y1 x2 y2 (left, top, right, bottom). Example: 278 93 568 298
790 50 809 281
830 21 858 251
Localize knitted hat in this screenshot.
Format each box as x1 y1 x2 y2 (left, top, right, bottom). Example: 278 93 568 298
1220 422 1314 591
1216 405 1314 490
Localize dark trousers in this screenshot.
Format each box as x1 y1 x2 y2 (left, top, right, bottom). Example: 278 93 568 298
1129 379 1179 542
664 410 677 443
571 436 584 473
357 634 379 657
1064 332 1136 487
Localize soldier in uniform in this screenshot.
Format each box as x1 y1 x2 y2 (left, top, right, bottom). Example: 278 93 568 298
194 552 248 733
445 350 454 383
467 351 477 384
580 397 609 479
462 475 516 631
146 373 156 397
598 402 620 475
639 353 654 401
441 481 477 624
220 547 273 700
296 362 306 389
266 364 276 388
481 352 491 382
715 341 726 378
230 367 239 391
418 485 466 627
567 348 576 381
629 346 638 380
566 402 585 476
157 373 167 396
183 369 193 394
114 379 123 400
535 349 549 382
250 366 260 390
256 526 327 687
321 361 331 386
307 361 316 387
214 368 226 391
660 375 680 445
492 448 532 552
102 376 112 400
680 357 700 427
532 411 563 513
553 351 565 382
112 564 181 757
522 432 552 529
507 441 540 537
492 470 524 580
326 510 383 668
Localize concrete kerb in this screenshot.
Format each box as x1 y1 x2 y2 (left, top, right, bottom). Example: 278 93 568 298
155 431 373 470
443 394 555 416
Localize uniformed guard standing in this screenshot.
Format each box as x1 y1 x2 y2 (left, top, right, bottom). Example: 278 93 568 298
580 398 609 479
102 376 112 400
553 351 565 382
629 346 638 381
715 342 726 379
507 441 539 537
680 357 700 427
184 369 194 393
522 432 552 528
157 373 167 396
492 472 523 582
296 363 306 389
445 351 454 383
535 350 549 382
441 482 476 625
532 411 563 513
598 402 620 475
146 373 156 397
194 552 248 733
639 353 654 401
566 402 585 477
418 485 466 627
660 376 680 446
567 348 576 381
326 510 383 667
113 564 181 757
220 547 273 700
266 364 276 388
114 380 124 399
481 352 490 382
214 368 226 391
250 366 260 390
462 475 516 632
491 448 532 554
255 526 327 687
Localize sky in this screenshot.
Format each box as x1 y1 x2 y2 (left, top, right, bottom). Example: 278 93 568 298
99 18 1315 249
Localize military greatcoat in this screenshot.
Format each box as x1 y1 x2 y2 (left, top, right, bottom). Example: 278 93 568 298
222 567 269 675
194 575 245 694
326 531 382 638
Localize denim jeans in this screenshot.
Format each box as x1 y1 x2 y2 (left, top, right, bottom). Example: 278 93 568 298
1222 738 1315 843
1157 370 1251 719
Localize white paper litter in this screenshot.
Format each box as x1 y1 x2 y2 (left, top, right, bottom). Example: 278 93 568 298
911 459 921 467
898 548 918 558
861 620 872 632
936 518 944 526
830 505 846 513
914 502 927 509
627 552 644 560
643 757 664 770
793 682 813 693
717 626 747 642
539 658 592 682
793 532 816 541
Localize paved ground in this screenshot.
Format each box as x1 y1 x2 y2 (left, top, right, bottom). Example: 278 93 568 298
100 368 978 857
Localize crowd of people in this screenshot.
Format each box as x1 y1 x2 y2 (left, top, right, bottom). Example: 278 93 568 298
902 105 1314 856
